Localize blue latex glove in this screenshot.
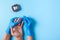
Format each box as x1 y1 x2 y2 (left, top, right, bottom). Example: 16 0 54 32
6 17 22 34
23 16 32 36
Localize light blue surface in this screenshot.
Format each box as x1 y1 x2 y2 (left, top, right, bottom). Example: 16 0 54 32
0 0 60 40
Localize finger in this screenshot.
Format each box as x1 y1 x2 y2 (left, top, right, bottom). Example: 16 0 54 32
27 17 32 22
18 27 23 34
13 27 16 31
14 18 17 22
20 21 24 27
23 16 30 23
14 18 19 22
23 16 27 24
11 28 14 35
23 16 31 24
17 21 23 28
16 18 20 22
27 17 32 24
17 18 20 21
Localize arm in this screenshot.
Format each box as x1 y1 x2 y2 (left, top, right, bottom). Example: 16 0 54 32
3 34 11 40
28 36 33 40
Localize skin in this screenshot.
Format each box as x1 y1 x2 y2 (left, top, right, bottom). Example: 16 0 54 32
3 18 33 40
27 36 33 40
11 21 23 40
3 18 23 40
3 34 11 40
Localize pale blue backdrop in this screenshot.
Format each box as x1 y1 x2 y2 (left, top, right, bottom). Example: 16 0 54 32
0 0 60 40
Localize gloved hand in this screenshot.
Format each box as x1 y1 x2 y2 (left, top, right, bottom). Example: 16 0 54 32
6 17 22 34
23 16 32 36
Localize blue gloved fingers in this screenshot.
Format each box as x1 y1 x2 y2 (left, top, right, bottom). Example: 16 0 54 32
6 20 18 34
23 16 30 23
10 17 22 28
22 16 27 25
17 18 22 24
23 16 31 26
22 16 32 36
10 17 19 22
14 18 22 22
6 23 18 34
9 22 19 28
27 17 32 26
6 17 22 34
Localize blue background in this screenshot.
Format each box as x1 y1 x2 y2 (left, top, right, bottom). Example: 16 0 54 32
0 0 60 40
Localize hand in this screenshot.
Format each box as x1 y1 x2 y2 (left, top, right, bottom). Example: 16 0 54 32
4 17 23 40
23 16 33 40
23 16 32 36
11 21 23 38
6 17 22 34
